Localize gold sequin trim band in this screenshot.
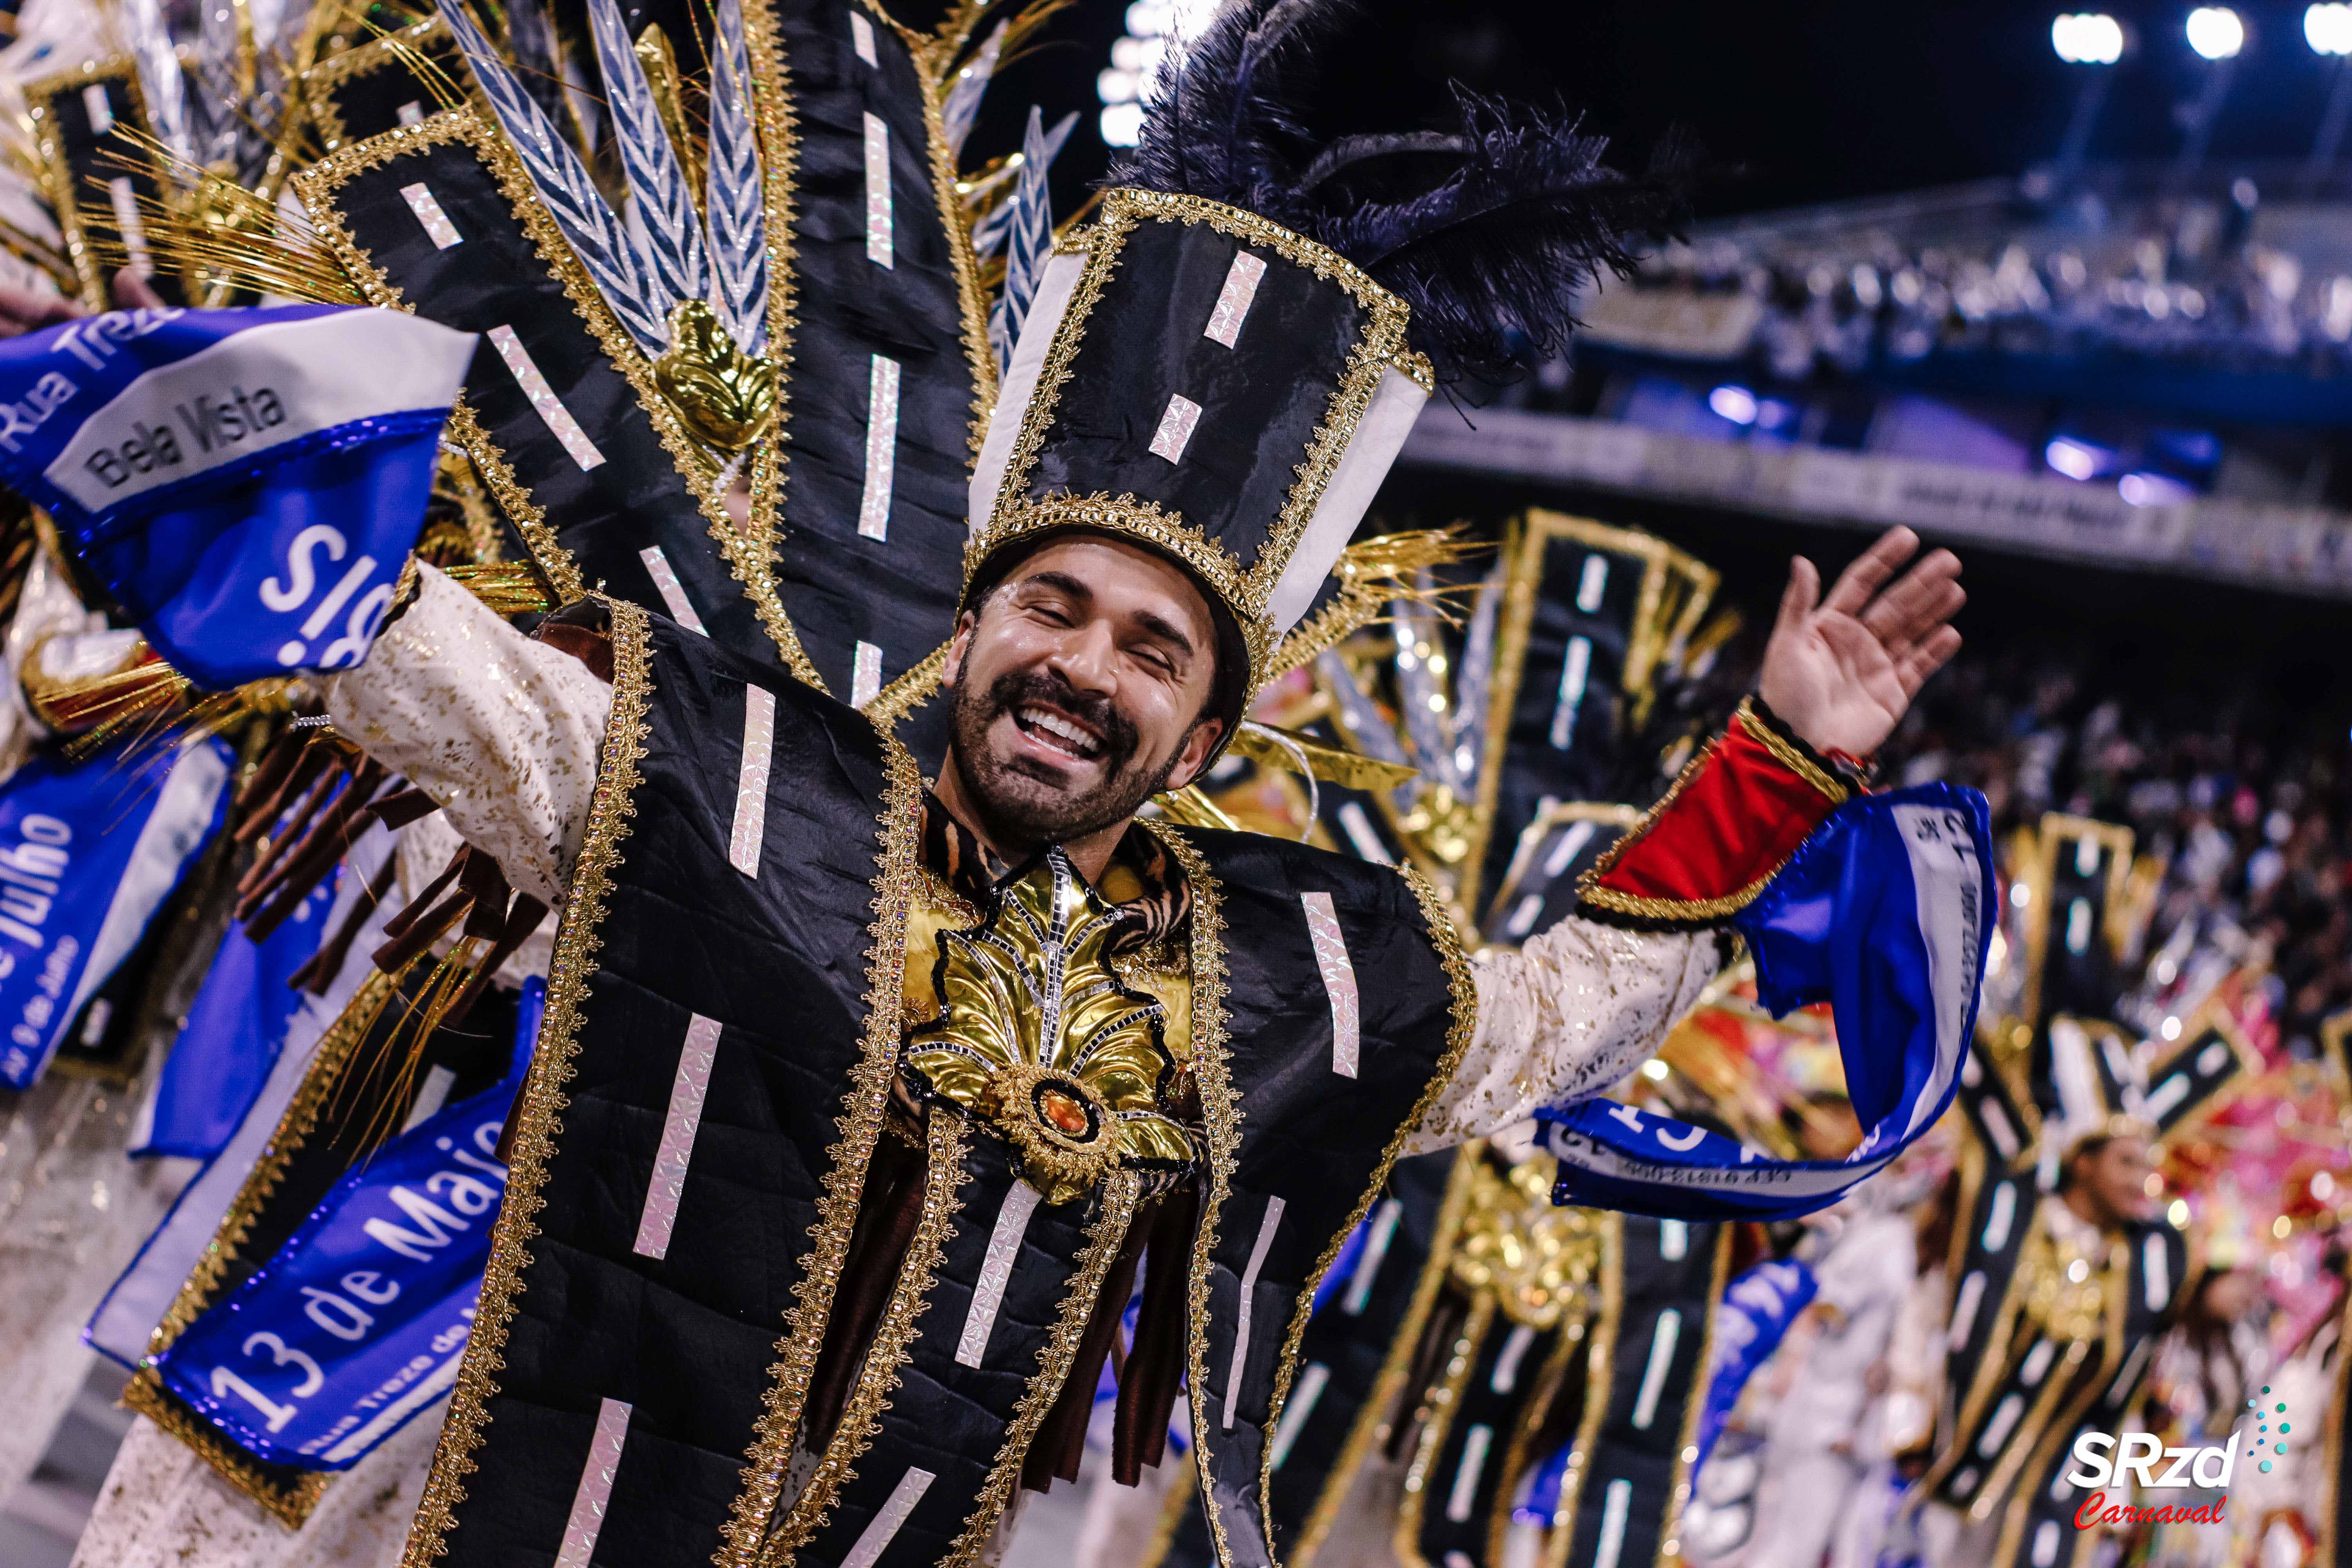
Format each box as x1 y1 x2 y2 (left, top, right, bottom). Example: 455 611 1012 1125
754 1111 971 1564
724 691 929 1567
937 1169 1144 1566
402 597 654 1567
1256 861 1477 1546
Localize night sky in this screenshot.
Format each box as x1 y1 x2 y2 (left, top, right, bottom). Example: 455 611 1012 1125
950 1 2352 218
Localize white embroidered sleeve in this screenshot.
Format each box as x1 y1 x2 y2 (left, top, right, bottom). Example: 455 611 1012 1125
323 563 610 906
1405 919 1722 1154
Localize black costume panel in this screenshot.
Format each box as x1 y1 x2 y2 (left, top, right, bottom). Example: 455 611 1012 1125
296 112 783 666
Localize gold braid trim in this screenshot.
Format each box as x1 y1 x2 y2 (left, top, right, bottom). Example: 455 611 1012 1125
724 692 930 1565
1656 1225 1735 1557
865 639 949 730
1536 1213 1624 1568
938 1169 1144 1566
1739 695 1851 805
969 189 1417 701
1136 1449 1201 1568
1287 1147 1483 1568
145 967 401 1355
442 397 583 600
1393 1292 1497 1565
1988 1262 2127 1543
975 493 1270 680
753 1111 970 1565
1487 1321 1580 1564
865 0 998 452
1259 862 1478 1541
301 16 451 152
1145 823 1243 1568
119 969 399 1528
401 598 654 1568
1573 698 1848 927
738 0 820 693
122 1375 332 1528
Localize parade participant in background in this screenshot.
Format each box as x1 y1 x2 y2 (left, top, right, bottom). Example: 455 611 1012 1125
1739 1180 1929 1568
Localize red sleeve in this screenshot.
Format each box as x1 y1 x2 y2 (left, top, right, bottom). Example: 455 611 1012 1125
1575 697 1857 930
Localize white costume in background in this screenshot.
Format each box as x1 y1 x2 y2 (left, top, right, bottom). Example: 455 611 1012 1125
1742 1208 1918 1568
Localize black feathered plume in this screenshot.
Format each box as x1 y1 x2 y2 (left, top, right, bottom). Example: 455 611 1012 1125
1110 0 1691 385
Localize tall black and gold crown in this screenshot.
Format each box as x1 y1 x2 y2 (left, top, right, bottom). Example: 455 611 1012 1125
961 0 1687 731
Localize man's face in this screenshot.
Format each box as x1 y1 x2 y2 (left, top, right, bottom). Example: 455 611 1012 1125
2073 1134 2158 1227
941 536 1225 849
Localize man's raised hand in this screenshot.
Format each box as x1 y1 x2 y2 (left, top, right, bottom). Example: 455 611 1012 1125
1758 525 1964 762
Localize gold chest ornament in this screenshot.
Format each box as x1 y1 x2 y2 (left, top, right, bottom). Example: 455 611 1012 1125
905 849 1194 1203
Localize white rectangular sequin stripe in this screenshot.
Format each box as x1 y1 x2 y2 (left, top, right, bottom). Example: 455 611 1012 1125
1267 1360 1329 1470
107 178 151 272
637 545 708 635
633 1013 722 1259
1299 892 1359 1078
849 9 878 65
1490 1323 1536 1394
82 83 113 134
1340 1198 1400 1314
490 325 606 470
1592 1477 1635 1568
728 685 776 876
851 641 884 708
1220 1194 1285 1429
1148 394 1201 464
840 1467 936 1568
553 1397 632 1568
863 112 893 267
1203 251 1267 347
399 182 461 248
1446 1423 1493 1522
955 1180 1043 1366
1629 1307 1682 1428
858 355 900 541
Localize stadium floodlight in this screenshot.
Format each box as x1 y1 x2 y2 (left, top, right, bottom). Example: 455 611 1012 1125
2310 4 2352 55
2050 15 2129 179
2052 13 2126 64
1707 385 1759 425
2187 7 2245 60
2044 437 2111 481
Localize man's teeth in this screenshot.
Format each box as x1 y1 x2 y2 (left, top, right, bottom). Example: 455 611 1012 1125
1018 707 1102 757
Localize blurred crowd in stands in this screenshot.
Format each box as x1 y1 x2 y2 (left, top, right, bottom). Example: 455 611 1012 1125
1881 637 2349 1061
1622 174 2352 379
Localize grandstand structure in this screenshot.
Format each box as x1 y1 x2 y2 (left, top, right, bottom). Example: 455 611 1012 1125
1401 159 2352 598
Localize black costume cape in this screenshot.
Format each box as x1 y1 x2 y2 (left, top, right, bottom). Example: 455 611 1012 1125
407 601 1472 1568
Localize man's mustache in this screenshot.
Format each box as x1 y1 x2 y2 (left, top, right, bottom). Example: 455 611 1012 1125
985 668 1139 770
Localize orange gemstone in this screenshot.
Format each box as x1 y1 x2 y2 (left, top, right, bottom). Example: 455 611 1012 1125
1038 1088 1090 1137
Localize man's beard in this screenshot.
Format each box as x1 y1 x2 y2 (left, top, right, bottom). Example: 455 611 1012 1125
949 667 1183 848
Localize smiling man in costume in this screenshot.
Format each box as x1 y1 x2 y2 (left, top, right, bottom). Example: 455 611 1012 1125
311 307 1969 1568
49 9 1983 1568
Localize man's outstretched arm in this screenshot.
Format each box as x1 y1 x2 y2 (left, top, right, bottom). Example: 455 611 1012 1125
324 563 612 905
1410 526 1965 1152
